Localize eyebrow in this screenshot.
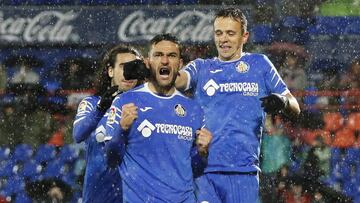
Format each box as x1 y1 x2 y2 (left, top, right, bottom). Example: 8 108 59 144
153 51 178 56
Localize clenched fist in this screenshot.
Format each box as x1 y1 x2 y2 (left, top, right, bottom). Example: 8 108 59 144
196 128 212 157
120 103 138 130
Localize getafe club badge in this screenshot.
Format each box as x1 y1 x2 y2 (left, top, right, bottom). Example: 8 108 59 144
78 100 87 113
236 61 249 73
174 104 186 117
107 107 116 124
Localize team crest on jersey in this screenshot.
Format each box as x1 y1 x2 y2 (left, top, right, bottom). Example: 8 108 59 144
78 100 87 112
174 104 186 117
107 107 116 124
235 61 249 73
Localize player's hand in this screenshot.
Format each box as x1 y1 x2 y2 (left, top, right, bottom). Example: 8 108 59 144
123 59 150 80
97 86 120 112
260 93 289 114
196 128 212 157
120 103 138 130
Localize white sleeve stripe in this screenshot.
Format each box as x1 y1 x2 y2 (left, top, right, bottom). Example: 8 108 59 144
106 124 115 129
113 97 121 103
281 89 290 95
275 78 281 87
77 111 91 116
103 136 112 141
73 117 86 125
87 102 94 109
184 70 191 91
271 72 276 81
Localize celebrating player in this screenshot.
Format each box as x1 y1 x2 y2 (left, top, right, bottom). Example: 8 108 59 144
105 34 212 203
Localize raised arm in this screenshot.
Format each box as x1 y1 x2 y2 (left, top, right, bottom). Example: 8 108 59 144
72 97 104 143
175 70 189 91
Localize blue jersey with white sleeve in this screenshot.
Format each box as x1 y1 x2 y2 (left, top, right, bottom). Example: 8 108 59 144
183 53 289 173
73 96 122 203
106 83 204 203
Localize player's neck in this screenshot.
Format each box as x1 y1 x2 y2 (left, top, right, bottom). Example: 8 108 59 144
218 49 243 61
148 82 175 97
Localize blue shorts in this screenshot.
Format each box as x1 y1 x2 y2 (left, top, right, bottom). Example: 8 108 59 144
195 172 259 203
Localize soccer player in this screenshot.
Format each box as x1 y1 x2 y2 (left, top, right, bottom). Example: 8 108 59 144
105 34 212 203
123 8 301 203
72 44 143 203
175 8 301 203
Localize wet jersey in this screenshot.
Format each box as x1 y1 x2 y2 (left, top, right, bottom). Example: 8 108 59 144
73 96 122 203
106 83 204 203
183 53 289 173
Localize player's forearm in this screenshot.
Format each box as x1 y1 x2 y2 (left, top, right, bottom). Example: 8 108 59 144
175 71 188 91
105 134 125 168
72 110 104 143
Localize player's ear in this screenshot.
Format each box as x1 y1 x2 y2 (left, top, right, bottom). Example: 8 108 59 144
108 66 114 78
242 31 249 44
144 58 150 69
179 58 183 70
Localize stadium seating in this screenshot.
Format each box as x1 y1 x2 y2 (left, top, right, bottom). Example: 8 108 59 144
0 147 10 161
303 129 331 146
0 160 18 177
323 112 344 133
2 175 25 197
276 16 309 44
12 144 33 163
20 160 43 181
33 144 57 164
347 112 360 132
250 24 274 44
332 128 356 148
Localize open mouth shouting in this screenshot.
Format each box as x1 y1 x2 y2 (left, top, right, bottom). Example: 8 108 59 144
159 66 171 79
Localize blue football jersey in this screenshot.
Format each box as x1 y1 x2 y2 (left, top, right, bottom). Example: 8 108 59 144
183 53 290 173
73 96 122 203
106 83 204 203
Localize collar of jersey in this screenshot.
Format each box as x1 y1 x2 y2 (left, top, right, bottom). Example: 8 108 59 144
215 52 247 63
138 83 181 99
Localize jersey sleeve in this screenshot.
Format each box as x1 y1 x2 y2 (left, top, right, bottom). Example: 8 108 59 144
72 96 104 143
104 95 127 168
181 59 204 91
105 95 126 139
263 55 290 96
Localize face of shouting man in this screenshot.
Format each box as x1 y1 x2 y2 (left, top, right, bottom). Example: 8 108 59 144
148 40 183 95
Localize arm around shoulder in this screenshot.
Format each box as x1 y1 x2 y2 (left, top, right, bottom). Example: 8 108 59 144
175 70 189 91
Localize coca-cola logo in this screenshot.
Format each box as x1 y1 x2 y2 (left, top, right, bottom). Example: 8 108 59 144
118 10 214 42
0 10 79 43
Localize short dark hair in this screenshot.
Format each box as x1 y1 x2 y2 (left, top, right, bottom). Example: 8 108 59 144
94 44 142 95
149 33 182 57
215 8 248 34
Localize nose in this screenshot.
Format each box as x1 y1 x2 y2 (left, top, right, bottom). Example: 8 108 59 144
219 34 228 43
161 55 169 65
